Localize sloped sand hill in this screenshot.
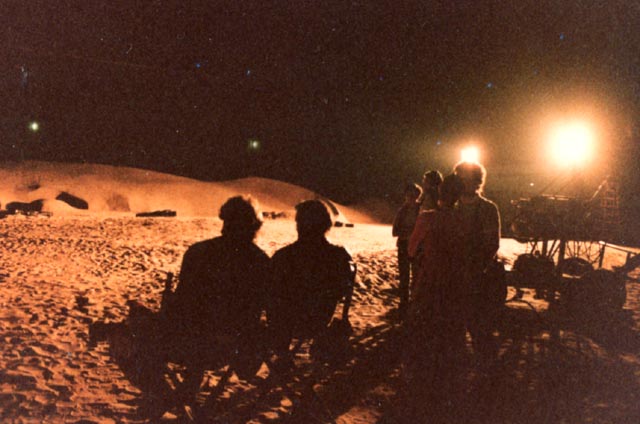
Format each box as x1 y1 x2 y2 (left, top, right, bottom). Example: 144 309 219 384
0 161 378 223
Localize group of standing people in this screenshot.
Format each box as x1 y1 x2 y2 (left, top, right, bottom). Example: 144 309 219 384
393 161 502 388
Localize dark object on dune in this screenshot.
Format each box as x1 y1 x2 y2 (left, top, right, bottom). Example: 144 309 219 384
0 211 8 219
56 192 89 210
6 199 44 215
136 210 177 218
334 221 355 228
262 211 287 219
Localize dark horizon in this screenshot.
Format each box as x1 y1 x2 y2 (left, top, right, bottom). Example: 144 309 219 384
2 1 639 204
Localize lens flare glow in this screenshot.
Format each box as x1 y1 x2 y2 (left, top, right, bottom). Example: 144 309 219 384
247 139 261 151
460 146 480 163
548 122 594 167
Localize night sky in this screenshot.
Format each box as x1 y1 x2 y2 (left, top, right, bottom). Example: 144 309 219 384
1 1 639 203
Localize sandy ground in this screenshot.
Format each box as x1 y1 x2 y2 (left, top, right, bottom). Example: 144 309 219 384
0 214 639 423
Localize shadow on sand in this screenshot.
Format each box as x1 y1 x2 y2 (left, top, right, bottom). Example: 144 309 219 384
87 283 640 423
88 302 405 423
384 292 640 424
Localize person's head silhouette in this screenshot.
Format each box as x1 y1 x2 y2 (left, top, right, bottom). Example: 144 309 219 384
453 161 486 196
438 174 465 208
295 200 332 240
219 196 263 241
422 170 443 190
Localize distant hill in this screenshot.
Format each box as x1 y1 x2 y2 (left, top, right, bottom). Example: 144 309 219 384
0 161 380 223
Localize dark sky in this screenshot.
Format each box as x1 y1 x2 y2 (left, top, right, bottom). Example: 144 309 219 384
1 1 639 203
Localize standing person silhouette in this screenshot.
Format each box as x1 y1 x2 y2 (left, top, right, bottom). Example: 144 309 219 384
454 161 501 369
406 174 467 393
419 170 443 212
270 200 355 369
168 196 270 409
392 183 422 321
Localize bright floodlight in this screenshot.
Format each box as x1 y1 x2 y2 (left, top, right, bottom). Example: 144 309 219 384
460 146 480 163
29 121 39 132
549 122 594 167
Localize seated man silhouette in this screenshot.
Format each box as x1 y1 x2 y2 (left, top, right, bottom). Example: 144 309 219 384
270 200 355 367
167 196 270 404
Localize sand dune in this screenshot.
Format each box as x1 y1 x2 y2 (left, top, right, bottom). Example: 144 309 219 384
0 161 379 223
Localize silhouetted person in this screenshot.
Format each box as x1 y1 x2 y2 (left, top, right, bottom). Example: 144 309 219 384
418 170 443 212
454 161 501 368
392 183 422 321
406 174 466 396
270 200 354 368
168 196 270 405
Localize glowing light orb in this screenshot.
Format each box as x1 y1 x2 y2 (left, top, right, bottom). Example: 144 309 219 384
29 121 39 132
247 139 261 151
548 122 594 168
460 146 480 163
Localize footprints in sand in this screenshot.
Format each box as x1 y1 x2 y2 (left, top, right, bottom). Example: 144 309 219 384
0 216 399 422
0 216 193 422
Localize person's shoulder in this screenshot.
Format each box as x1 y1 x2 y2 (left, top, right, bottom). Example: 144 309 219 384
185 238 218 254
329 242 350 256
479 196 499 212
479 195 496 205
181 239 219 267
272 241 298 260
248 242 269 261
324 240 352 261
